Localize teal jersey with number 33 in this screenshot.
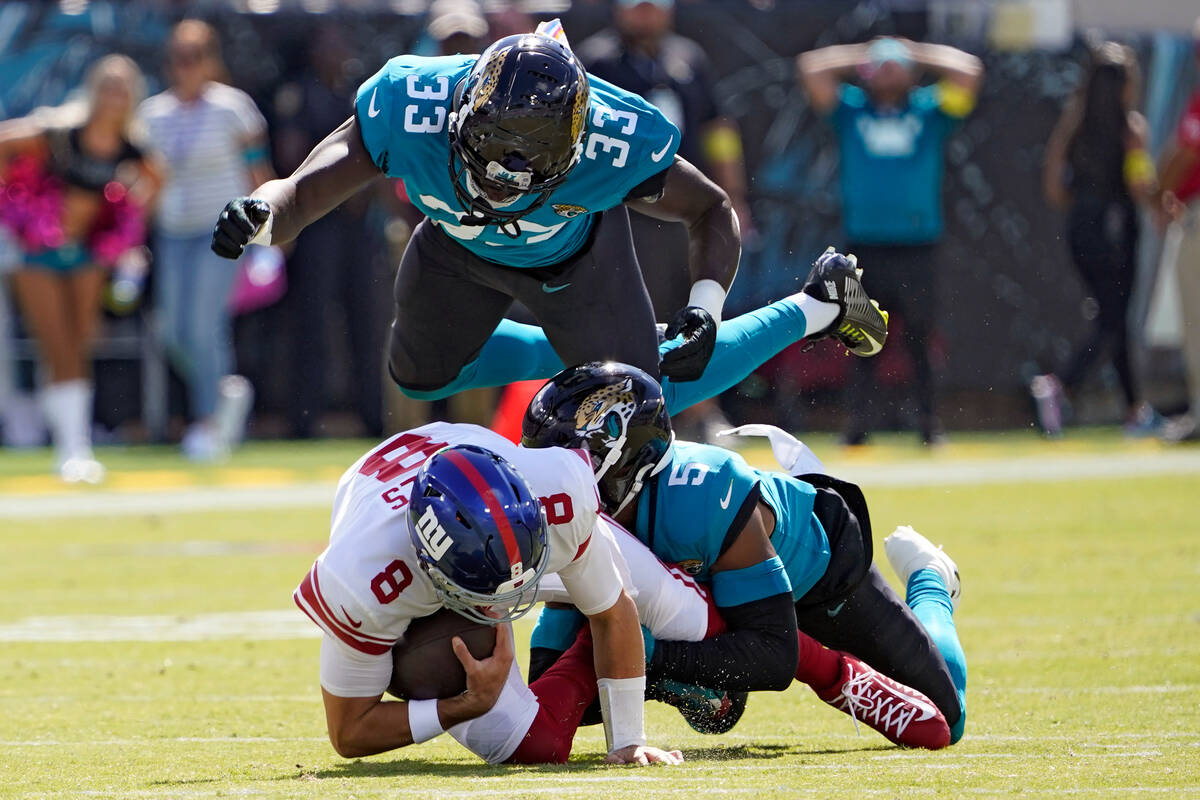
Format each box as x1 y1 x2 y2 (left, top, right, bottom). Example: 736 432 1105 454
354 54 680 269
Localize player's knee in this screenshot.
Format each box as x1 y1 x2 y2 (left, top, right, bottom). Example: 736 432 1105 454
327 727 366 759
506 739 571 765
505 712 574 765
764 630 801 691
387 357 460 400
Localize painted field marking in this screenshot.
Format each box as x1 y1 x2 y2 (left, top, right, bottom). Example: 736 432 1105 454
0 610 318 642
2 449 1199 520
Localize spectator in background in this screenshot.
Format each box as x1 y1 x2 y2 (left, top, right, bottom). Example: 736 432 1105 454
578 0 752 442
1156 18 1200 444
799 37 983 446
1037 43 1159 437
0 55 161 482
273 24 386 439
138 20 273 459
428 0 488 55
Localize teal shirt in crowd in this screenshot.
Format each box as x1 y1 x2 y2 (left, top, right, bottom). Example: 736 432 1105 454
831 83 962 245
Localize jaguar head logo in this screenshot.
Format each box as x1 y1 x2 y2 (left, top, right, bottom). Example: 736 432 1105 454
575 379 637 444
472 46 512 112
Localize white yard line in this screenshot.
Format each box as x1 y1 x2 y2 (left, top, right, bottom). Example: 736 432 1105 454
0 610 318 642
0 482 337 519
829 448 1200 488
2 450 1199 520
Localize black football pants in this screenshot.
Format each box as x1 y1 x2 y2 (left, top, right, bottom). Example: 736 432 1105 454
387 207 661 393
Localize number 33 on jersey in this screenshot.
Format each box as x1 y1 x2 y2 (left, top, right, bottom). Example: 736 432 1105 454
353 54 679 269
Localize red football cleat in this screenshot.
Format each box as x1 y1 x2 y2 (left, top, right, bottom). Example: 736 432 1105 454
817 653 951 749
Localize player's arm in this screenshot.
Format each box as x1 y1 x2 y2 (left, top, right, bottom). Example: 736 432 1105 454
319 625 514 758
647 501 799 692
211 116 381 258
796 43 869 114
626 155 738 298
557 527 680 765
626 155 740 381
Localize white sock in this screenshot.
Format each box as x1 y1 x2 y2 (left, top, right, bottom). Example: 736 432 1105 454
39 379 93 463
785 292 841 336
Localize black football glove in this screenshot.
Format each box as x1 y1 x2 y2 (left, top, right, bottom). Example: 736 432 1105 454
211 197 272 259
660 306 717 382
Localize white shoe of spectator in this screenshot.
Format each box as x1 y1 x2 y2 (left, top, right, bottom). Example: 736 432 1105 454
40 379 100 480
182 423 228 462
59 453 105 485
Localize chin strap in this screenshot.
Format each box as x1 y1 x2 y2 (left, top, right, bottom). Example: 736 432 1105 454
611 433 676 517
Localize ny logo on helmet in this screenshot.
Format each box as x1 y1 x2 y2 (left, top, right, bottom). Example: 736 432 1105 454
415 505 453 560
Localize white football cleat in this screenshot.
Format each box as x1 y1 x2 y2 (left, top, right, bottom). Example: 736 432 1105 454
885 526 960 610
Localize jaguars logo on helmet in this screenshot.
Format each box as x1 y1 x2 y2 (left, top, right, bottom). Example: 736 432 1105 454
471 46 511 112
575 379 637 443
523 362 674 514
553 204 588 218
570 88 588 142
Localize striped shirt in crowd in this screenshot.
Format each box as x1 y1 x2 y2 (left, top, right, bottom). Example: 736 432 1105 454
138 82 267 236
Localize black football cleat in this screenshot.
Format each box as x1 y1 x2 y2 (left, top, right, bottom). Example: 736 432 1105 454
648 678 748 735
802 247 889 357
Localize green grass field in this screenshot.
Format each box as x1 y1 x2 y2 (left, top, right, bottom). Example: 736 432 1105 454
1 431 1198 798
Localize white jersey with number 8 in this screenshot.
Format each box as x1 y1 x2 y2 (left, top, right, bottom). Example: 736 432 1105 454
294 422 623 699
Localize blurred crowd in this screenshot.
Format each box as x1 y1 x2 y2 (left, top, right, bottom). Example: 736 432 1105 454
2 0 1200 482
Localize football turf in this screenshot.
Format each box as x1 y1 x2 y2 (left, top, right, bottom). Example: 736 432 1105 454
1 431 1197 798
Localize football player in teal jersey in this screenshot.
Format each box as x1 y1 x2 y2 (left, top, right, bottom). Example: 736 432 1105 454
522 366 968 747
211 23 739 391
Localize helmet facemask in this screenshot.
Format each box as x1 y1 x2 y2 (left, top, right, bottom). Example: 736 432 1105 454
445 34 589 237
420 556 547 626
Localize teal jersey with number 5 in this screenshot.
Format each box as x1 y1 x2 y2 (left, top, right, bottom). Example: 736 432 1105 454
634 441 832 602
354 54 680 269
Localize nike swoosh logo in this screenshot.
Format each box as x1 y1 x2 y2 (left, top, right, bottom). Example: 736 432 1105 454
541 282 571 294
826 600 846 617
650 136 674 162
367 87 381 118
718 480 734 509
340 606 363 628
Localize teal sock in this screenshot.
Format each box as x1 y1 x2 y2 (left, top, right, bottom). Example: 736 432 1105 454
529 606 586 652
660 298 809 412
906 568 968 743
395 319 565 401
